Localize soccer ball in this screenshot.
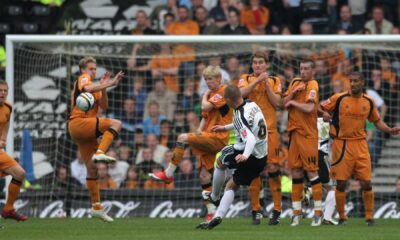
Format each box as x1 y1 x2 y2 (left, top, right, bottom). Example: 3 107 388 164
76 92 95 112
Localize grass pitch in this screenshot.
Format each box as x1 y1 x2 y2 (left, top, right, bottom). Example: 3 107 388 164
1 218 399 240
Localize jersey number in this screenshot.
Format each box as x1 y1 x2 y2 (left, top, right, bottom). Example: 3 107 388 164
258 120 267 139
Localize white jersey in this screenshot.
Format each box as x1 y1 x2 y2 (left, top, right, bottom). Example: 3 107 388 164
317 117 330 154
229 100 268 159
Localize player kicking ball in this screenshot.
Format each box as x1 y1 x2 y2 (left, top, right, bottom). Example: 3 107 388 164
196 85 267 230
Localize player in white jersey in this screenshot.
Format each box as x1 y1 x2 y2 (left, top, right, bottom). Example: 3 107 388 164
196 85 268 230
303 118 337 225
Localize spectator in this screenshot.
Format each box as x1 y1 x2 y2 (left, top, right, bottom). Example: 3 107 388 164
136 134 169 165
163 12 176 34
149 44 181 93
178 79 200 112
221 7 250 35
144 79 177 121
395 177 400 192
166 5 199 79
314 59 331 101
300 22 313 35
107 146 131 187
97 163 118 190
380 56 397 88
364 6 393 34
151 0 179 32
194 6 220 34
115 98 141 143
331 79 345 94
240 0 270 35
173 107 190 136
123 165 140 189
209 0 232 28
40 165 82 190
137 148 163 178
348 0 367 33
70 151 87 185
282 0 302 34
332 59 353 91
159 119 176 149
133 128 145 158
143 101 167 136
332 5 357 34
132 10 158 35
370 67 394 125
174 158 200 188
127 76 147 115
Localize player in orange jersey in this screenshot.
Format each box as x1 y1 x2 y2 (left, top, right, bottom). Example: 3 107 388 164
68 57 124 222
0 80 28 221
150 65 233 221
321 72 400 226
239 51 282 225
283 59 323 226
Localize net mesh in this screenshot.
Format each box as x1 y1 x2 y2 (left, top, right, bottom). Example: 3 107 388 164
9 39 400 218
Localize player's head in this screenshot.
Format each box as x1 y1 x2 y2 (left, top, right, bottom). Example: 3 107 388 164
0 80 8 105
79 56 96 78
251 51 269 76
349 72 365 96
203 65 221 91
299 59 315 81
224 84 242 108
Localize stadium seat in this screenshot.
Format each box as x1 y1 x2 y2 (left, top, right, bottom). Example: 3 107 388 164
32 5 51 16
0 23 11 34
22 23 39 33
7 5 23 16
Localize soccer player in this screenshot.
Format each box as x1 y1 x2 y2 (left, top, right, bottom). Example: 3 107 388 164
303 118 337 225
68 57 124 222
320 72 400 226
196 84 267 230
239 51 282 225
150 65 233 220
0 80 28 221
283 59 323 226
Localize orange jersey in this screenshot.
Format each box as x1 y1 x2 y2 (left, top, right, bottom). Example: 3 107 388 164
167 20 199 62
321 92 380 140
238 74 282 132
69 73 102 120
284 78 319 138
331 72 350 91
98 178 118 190
0 101 12 137
202 85 233 139
149 54 181 93
240 7 270 33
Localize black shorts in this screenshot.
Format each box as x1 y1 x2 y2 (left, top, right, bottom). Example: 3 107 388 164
219 145 267 186
318 150 330 185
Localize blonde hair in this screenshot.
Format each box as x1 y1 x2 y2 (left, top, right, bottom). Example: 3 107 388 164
203 65 221 78
79 56 96 73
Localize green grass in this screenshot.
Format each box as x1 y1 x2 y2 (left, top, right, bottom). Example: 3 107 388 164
1 218 399 240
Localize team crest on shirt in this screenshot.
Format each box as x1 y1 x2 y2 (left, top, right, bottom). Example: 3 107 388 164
309 90 316 98
241 128 247 138
212 94 222 102
81 77 89 85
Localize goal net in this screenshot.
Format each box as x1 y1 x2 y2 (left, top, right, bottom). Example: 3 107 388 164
4 35 400 219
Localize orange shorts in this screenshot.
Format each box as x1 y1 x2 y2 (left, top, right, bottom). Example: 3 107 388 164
267 131 280 165
288 131 318 171
330 138 371 181
68 117 113 162
0 151 19 176
188 132 227 171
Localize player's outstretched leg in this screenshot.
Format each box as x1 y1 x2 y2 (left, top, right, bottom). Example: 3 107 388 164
92 125 120 164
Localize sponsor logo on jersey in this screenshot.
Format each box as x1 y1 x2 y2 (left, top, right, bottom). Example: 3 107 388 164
238 78 244 86
309 89 316 98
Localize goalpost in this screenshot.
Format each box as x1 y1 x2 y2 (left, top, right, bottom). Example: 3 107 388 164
4 35 400 218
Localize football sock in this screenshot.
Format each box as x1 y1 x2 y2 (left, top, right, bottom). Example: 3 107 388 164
4 178 22 212
269 171 282 212
98 128 117 153
292 178 304 215
87 178 101 210
249 176 261 211
310 176 322 216
335 189 346 220
324 189 336 220
211 167 225 201
362 190 374 220
215 189 235 218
